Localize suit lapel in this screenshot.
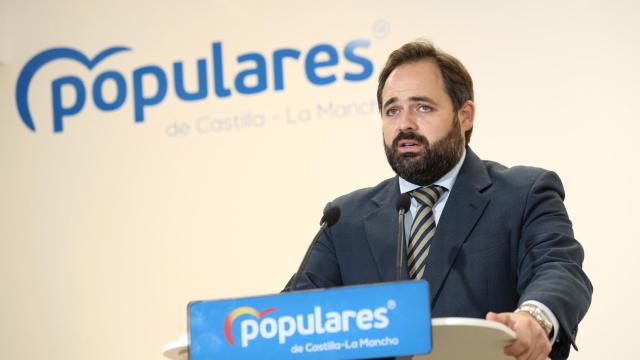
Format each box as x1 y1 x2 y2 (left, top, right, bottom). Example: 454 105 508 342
423 148 492 306
363 178 406 282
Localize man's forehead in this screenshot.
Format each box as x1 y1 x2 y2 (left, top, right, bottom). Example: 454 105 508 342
381 60 446 105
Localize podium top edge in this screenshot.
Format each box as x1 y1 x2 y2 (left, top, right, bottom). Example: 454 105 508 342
432 317 516 339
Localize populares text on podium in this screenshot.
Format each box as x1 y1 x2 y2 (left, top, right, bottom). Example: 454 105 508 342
163 281 516 360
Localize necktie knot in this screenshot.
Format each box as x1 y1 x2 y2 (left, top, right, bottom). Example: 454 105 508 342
410 185 447 208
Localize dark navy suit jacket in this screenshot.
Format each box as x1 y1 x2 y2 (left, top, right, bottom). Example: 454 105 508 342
287 148 592 359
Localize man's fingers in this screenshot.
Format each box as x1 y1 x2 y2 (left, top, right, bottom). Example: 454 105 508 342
487 311 552 360
504 338 530 359
487 312 526 358
486 311 512 326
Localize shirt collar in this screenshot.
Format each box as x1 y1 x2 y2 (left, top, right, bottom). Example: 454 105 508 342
398 149 466 194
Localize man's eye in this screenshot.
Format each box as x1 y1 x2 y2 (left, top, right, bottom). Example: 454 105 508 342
386 108 400 116
418 104 432 112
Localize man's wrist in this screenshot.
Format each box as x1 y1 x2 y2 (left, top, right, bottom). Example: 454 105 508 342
515 303 553 337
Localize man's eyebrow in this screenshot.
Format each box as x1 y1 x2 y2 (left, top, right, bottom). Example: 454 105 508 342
409 96 437 104
382 96 438 110
382 97 397 110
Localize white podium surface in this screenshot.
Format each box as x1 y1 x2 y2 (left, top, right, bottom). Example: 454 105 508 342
163 334 188 360
412 317 516 360
163 317 516 360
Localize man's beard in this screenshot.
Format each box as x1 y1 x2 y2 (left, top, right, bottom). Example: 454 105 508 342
384 118 465 186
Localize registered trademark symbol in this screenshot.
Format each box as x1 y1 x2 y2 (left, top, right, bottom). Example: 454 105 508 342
372 20 391 39
386 299 397 310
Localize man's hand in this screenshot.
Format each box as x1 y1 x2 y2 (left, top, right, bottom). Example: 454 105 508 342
486 311 552 360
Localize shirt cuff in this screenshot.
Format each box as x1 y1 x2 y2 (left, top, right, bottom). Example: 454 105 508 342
521 300 560 343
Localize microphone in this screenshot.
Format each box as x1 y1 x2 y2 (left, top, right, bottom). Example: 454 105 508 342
395 193 411 281
319 206 341 227
289 204 341 291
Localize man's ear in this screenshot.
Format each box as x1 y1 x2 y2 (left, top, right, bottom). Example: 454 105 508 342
457 100 475 132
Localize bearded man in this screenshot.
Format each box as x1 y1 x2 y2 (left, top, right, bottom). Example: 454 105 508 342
285 41 592 360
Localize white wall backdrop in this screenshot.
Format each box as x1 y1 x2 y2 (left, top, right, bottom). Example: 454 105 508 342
1 0 638 359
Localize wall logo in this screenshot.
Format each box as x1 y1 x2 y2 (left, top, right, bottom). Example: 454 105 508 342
15 40 374 133
224 304 390 348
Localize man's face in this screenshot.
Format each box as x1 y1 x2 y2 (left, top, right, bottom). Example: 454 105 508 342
381 60 473 185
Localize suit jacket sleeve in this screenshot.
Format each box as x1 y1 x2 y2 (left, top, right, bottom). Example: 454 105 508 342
516 170 592 358
283 203 344 291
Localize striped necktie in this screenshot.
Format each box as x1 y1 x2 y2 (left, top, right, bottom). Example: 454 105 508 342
407 185 447 280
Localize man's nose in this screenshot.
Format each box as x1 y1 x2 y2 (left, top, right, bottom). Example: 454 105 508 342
398 111 418 131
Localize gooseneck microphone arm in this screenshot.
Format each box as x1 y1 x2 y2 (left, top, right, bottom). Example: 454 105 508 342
395 194 412 281
289 205 341 291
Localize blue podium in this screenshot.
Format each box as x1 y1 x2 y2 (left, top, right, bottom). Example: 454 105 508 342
163 281 515 360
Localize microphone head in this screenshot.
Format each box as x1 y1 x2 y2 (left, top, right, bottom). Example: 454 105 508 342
396 193 411 213
320 205 341 227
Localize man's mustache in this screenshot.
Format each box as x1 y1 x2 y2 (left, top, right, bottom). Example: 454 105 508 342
392 131 429 148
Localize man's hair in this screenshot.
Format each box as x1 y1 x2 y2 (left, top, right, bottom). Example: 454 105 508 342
377 40 474 144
